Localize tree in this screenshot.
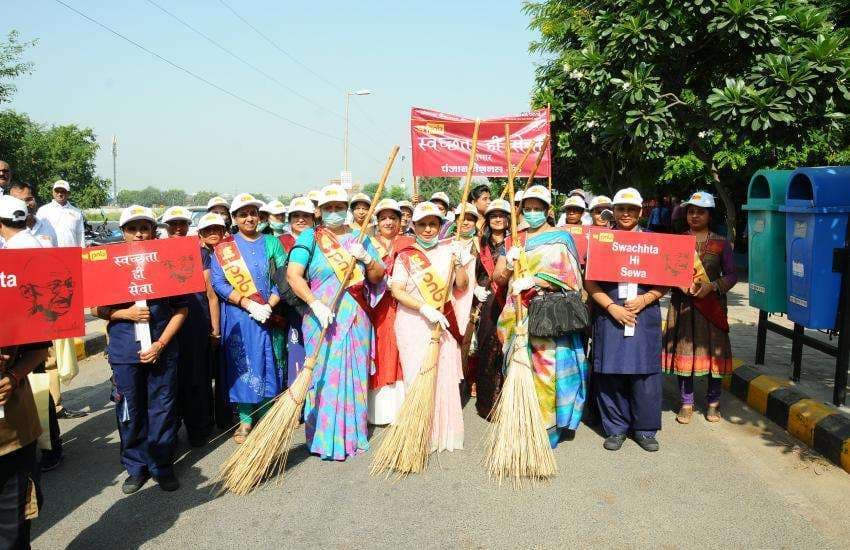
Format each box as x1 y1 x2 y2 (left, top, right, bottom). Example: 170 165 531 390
526 0 850 241
360 183 410 202
191 190 219 206
0 31 36 106
161 188 187 207
416 177 462 204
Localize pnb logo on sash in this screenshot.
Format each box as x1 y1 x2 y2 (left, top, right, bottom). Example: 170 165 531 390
220 243 237 262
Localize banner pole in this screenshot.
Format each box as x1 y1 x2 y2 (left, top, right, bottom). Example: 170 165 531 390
547 103 553 193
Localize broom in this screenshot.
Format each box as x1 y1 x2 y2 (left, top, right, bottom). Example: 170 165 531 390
216 145 400 495
370 119 482 477
483 125 557 486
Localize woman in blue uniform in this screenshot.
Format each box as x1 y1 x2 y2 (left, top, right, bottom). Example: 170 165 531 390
94 205 187 494
585 188 667 452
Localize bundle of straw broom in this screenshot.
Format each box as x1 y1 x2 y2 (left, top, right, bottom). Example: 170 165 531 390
369 119 482 477
483 125 557 486
216 145 400 495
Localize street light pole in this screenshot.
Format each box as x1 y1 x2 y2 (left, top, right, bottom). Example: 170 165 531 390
343 89 372 174
112 135 118 204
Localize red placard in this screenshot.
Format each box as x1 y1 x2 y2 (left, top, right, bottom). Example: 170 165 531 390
0 247 85 347
562 224 589 264
82 238 205 307
411 106 551 178
585 229 696 288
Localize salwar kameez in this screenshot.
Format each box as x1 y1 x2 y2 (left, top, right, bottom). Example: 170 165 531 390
474 234 508 419
497 230 589 447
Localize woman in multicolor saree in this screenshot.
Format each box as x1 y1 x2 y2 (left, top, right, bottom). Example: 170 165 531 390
286 185 385 461
493 185 589 448
391 201 473 452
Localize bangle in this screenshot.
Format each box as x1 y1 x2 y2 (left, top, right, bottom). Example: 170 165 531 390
605 302 616 311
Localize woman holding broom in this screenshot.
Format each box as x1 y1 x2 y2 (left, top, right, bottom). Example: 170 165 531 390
390 201 473 452
210 193 287 444
367 198 410 425
492 185 589 448
286 184 385 460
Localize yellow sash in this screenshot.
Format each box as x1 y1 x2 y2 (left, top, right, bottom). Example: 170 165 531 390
370 236 388 260
215 240 259 298
316 228 364 288
407 247 449 309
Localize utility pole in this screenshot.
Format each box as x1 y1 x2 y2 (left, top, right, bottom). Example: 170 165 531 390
111 135 118 205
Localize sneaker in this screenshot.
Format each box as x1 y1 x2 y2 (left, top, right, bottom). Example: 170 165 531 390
155 473 180 492
603 433 627 451
635 435 660 452
57 408 88 419
122 474 149 495
40 452 63 472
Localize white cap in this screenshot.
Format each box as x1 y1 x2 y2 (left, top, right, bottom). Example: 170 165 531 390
319 184 349 207
429 192 451 207
683 191 716 209
207 196 229 210
374 198 401 215
0 195 28 222
398 200 414 212
197 212 226 231
230 193 264 214
588 195 612 210
412 201 445 222
261 200 287 215
52 180 70 192
350 192 371 206
568 188 586 199
522 185 552 206
162 206 192 223
485 198 511 216
563 196 587 210
307 189 322 203
454 203 480 219
612 187 643 207
119 205 156 227
288 197 315 216
513 190 524 203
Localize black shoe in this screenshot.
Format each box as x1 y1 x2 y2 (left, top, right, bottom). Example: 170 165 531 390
603 434 627 451
155 473 180 492
57 408 88 419
635 435 660 452
40 452 63 472
122 474 149 495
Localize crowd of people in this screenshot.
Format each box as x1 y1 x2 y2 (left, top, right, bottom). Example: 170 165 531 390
0 159 738 547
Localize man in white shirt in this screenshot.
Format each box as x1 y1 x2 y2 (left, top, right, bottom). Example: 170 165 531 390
7 182 58 247
36 180 85 248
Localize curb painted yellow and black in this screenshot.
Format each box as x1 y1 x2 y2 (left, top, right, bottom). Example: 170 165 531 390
724 364 850 474
73 332 107 361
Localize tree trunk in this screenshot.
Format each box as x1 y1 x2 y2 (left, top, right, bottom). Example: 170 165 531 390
707 161 737 247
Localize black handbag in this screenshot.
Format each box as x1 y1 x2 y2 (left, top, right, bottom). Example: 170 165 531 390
527 288 590 338
269 240 315 317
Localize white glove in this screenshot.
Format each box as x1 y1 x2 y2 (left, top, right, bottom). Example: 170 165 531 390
474 285 491 302
348 242 372 265
511 276 537 294
245 301 272 323
451 242 474 267
310 300 335 329
419 303 449 330
505 247 521 270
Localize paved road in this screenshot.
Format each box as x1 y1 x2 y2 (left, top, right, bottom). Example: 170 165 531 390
30 349 850 549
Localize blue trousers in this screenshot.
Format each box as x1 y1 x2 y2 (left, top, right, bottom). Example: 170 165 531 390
595 372 662 438
112 357 178 479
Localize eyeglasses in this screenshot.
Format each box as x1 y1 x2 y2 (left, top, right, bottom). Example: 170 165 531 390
0 169 10 175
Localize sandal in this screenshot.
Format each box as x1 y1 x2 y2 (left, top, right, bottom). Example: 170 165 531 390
676 404 694 425
706 403 721 423
233 426 251 444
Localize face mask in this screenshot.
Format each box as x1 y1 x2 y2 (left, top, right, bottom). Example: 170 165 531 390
461 228 476 239
322 210 346 228
416 235 438 249
269 220 286 234
257 221 269 232
524 210 547 229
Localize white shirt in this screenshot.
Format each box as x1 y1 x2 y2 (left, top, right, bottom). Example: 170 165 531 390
27 217 58 248
36 200 85 248
2 229 44 250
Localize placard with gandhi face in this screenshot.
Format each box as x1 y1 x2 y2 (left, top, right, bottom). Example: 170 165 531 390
585 229 696 288
0 247 85 347
81 238 205 307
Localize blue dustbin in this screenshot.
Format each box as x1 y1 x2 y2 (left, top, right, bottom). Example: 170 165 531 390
780 167 850 329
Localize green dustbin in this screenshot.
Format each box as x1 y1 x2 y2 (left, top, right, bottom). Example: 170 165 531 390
743 169 792 313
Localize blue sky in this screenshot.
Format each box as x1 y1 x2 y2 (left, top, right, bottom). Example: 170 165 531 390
7 1 540 197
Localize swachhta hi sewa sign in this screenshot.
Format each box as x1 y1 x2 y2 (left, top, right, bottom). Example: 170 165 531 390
585 229 696 288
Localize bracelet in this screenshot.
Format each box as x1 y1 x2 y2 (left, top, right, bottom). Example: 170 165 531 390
605 303 616 312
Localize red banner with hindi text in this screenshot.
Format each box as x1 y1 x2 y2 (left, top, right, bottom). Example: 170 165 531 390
0 247 85 347
585 229 696 288
81 238 205 307
411 107 551 178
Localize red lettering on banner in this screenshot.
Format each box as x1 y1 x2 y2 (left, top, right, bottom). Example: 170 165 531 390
0 247 85 346
411 107 551 178
585 229 696 288
82 238 205 307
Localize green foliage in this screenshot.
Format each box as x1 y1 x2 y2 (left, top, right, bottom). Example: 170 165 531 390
191 190 219 207
525 0 850 238
0 31 36 105
416 177 462 204
0 110 109 208
361 183 411 202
